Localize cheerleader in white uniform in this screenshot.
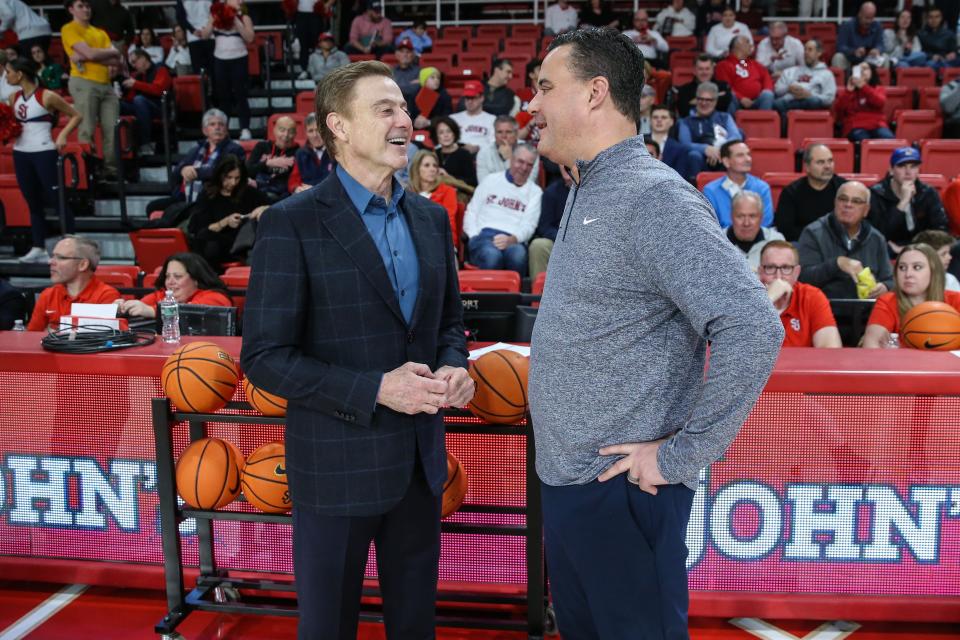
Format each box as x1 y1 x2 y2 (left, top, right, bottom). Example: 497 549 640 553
6 57 81 262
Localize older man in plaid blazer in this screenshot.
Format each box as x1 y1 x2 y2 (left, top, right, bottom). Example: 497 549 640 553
241 61 472 640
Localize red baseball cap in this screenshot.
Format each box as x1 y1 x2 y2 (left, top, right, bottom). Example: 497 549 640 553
318 32 334 42
396 38 414 50
462 80 484 97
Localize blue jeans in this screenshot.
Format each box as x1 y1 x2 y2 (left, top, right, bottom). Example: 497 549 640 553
541 478 695 639
749 89 775 110
468 232 528 274
896 50 928 67
120 95 162 146
848 127 895 142
773 95 827 114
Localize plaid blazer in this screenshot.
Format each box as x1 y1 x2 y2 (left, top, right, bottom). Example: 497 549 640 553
241 175 468 516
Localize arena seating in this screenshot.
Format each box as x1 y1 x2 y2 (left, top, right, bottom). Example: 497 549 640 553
735 111 781 140
800 138 855 173
459 270 521 293
748 138 796 173
859 139 910 175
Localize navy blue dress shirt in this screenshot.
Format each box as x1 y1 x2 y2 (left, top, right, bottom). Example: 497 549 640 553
337 165 420 324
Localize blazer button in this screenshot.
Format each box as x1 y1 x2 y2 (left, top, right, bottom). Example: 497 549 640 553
407 331 415 343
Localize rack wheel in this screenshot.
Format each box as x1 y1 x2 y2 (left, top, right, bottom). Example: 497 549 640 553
213 586 241 603
544 605 558 635
160 633 185 640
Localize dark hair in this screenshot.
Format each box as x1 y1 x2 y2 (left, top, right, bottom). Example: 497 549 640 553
430 115 460 144
155 252 230 297
643 135 660 157
547 27 646 123
720 139 747 158
130 47 152 62
866 62 880 86
140 26 157 45
8 57 39 83
695 53 714 64
912 229 956 251
651 103 672 116
205 155 249 200
807 37 822 53
315 60 394 158
29 44 48 62
802 142 831 164
413 19 427 29
491 57 513 74
64 0 84 10
525 58 541 80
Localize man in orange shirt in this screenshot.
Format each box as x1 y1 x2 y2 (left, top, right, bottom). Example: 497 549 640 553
758 240 842 348
27 235 119 330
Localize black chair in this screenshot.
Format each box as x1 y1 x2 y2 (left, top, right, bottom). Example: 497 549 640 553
514 305 538 342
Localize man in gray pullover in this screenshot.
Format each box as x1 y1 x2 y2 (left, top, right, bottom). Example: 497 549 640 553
527 27 784 638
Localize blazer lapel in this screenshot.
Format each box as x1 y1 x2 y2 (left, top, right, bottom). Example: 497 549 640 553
314 180 405 324
402 197 437 330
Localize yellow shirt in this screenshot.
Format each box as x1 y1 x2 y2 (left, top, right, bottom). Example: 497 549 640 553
61 21 111 84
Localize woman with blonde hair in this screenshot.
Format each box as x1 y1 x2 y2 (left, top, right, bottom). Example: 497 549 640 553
409 148 459 251
862 243 960 347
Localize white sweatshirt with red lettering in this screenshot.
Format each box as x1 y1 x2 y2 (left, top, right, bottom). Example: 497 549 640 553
462 170 542 243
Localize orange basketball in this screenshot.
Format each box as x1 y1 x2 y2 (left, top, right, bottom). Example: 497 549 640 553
175 437 242 509
162 341 239 413
468 350 529 424
243 377 287 417
442 452 468 518
901 301 960 350
241 442 291 513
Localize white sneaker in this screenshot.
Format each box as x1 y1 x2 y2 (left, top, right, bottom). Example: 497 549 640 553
19 247 49 263
239 128 253 141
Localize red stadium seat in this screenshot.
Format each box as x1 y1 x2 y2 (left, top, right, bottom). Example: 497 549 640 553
859 138 909 175
807 22 837 41
920 140 960 180
96 265 142 287
880 85 913 122
420 52 455 70
800 138 854 173
761 172 804 209
512 24 542 40
735 110 781 140
532 271 546 296
173 75 204 114
669 50 697 71
238 139 258 154
95 269 136 297
441 26 471 42
380 53 399 67
469 38 501 53
920 173 948 198
129 228 190 274
895 67 936 92
477 24 507 39
838 173 881 187
431 40 463 56
503 43 537 62
220 273 248 318
348 53 375 62
917 87 943 115
0 146 12 174
665 36 697 51
256 31 283 61
828 66 845 88
246 43 260 76
0 174 31 227
61 142 92 191
224 265 250 277
875 66 891 85
786 111 834 150
748 138 796 173
296 90 314 114
671 65 695 88
786 22 803 37
458 270 521 293
944 178 960 235
895 110 942 143
943 67 960 84
696 171 726 191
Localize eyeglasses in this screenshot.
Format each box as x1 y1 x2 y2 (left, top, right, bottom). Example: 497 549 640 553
49 253 83 261
696 96 717 102
836 195 868 205
760 264 797 275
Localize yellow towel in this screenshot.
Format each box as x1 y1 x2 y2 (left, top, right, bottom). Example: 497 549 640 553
856 267 877 299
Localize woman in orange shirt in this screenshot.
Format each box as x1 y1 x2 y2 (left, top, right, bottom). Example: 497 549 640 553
115 252 232 319
862 243 960 348
409 148 460 252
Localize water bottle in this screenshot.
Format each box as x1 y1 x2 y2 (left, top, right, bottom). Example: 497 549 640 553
159 290 180 344
12 319 25 331
888 332 900 349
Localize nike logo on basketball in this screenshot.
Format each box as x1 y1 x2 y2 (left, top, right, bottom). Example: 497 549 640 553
924 339 949 349
275 464 286 477
583 217 599 225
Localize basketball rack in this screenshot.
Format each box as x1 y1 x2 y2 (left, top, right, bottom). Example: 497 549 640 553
150 397 554 639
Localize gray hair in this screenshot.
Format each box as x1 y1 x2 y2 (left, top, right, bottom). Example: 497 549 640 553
494 114 518 129
696 81 719 97
202 108 228 128
61 234 101 270
304 112 317 127
514 142 538 159
732 190 764 214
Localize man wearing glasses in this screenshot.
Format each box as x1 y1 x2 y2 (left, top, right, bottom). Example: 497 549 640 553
26 235 119 331
759 240 842 348
677 81 742 182
796 181 894 299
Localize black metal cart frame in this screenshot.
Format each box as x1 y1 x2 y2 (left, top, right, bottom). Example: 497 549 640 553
150 397 551 639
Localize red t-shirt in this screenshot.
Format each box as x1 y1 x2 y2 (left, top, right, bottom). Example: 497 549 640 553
780 282 837 347
141 289 233 308
867 290 960 334
27 276 121 331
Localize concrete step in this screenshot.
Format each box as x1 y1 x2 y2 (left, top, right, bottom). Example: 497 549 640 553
140 167 170 183
95 196 156 219
229 116 267 130
249 96 293 109
269 79 314 91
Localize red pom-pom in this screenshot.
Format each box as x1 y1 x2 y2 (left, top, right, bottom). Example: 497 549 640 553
211 1 238 30
0 103 22 143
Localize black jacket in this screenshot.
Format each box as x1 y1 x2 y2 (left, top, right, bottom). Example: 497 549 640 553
675 78 733 115
868 175 948 247
797 212 894 299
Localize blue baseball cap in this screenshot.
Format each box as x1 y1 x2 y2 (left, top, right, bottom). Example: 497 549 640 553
890 146 921 167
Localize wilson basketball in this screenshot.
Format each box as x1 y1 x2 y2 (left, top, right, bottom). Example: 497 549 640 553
162 341 239 413
468 350 529 424
901 301 960 350
241 442 291 513
175 437 242 510
442 452 468 518
243 377 287 417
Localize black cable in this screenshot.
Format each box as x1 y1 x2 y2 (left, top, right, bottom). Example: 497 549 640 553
41 326 156 354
